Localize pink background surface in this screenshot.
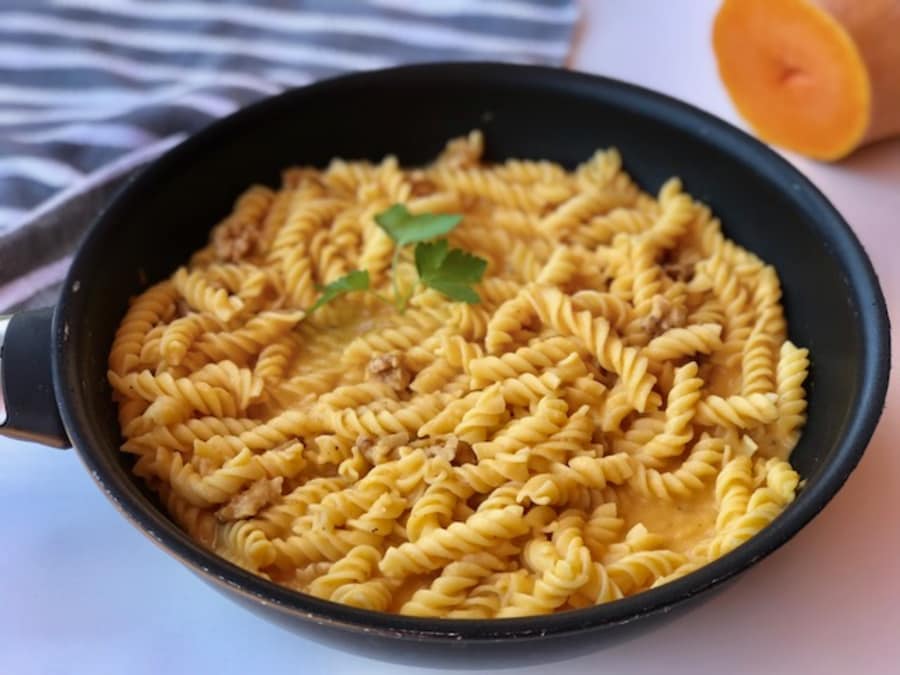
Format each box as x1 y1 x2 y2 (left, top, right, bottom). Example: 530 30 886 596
2 1 898 673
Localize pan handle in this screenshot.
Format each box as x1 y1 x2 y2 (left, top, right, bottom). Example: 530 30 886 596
0 308 70 448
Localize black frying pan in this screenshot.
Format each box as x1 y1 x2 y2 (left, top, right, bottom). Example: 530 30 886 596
0 64 890 668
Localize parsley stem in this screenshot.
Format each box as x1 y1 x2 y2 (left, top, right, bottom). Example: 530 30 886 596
391 246 405 313
371 290 393 306
398 280 419 314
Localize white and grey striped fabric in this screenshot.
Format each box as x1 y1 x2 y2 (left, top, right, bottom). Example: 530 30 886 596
0 0 578 311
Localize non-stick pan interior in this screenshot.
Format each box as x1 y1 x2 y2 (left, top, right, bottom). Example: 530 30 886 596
54 64 887 648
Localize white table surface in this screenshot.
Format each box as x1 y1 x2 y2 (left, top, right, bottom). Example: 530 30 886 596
3 2 899 673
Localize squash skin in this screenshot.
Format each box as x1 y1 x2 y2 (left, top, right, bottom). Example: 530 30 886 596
714 0 900 160
818 0 900 146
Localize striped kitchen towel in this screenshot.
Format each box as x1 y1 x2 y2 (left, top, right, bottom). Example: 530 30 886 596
0 0 578 311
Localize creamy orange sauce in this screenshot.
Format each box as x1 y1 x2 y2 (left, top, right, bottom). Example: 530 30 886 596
616 486 718 555
704 364 742 398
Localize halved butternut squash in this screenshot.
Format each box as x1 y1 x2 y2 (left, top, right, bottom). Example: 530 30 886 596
713 0 900 160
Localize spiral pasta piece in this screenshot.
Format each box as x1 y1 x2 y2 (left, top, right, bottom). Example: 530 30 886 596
399 551 510 617
428 166 572 212
472 396 568 460
445 573 513 619
632 361 703 465
706 475 796 558
583 503 626 559
558 453 636 489
307 544 381 599
529 405 594 466
160 313 226 366
251 477 349 536
527 286 656 412
318 381 399 410
192 310 304 364
570 290 633 330
410 358 459 394
331 578 398 612
173 267 244 321
380 505 529 578
695 393 778 429
517 473 589 507
158 483 217 548
123 416 257 454
643 323 723 363
407 476 473 542
273 525 382 570
715 456 754 531
573 562 625 606
329 393 445 439
453 384 509 444
498 371 563 407
110 281 178 376
485 290 537 355
193 409 330 462
606 549 687 594
454 450 531 493
159 443 305 508
314 450 428 528
499 535 592 616
254 333 298 385
740 311 778 396
468 335 583 387
345 492 407 537
109 369 253 419
342 310 442 365
774 341 810 453
629 436 726 500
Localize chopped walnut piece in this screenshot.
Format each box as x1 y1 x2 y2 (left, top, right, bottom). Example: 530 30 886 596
662 261 696 283
410 178 437 197
356 432 412 464
450 437 477 466
366 352 411 392
640 294 688 338
418 442 455 463
175 299 192 317
646 294 671 327
409 434 476 465
215 477 284 522
354 436 376 453
661 250 701 283
379 431 410 449
459 193 480 211
665 303 688 331
581 355 606 380
594 367 618 389
213 219 260 262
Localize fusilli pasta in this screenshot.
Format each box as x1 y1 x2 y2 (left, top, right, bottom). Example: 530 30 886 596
109 132 808 617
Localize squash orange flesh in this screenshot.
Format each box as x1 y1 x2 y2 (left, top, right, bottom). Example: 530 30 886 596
714 0 871 160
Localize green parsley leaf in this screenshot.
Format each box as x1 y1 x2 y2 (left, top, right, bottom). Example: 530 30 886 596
306 269 370 314
414 239 487 304
374 204 463 246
